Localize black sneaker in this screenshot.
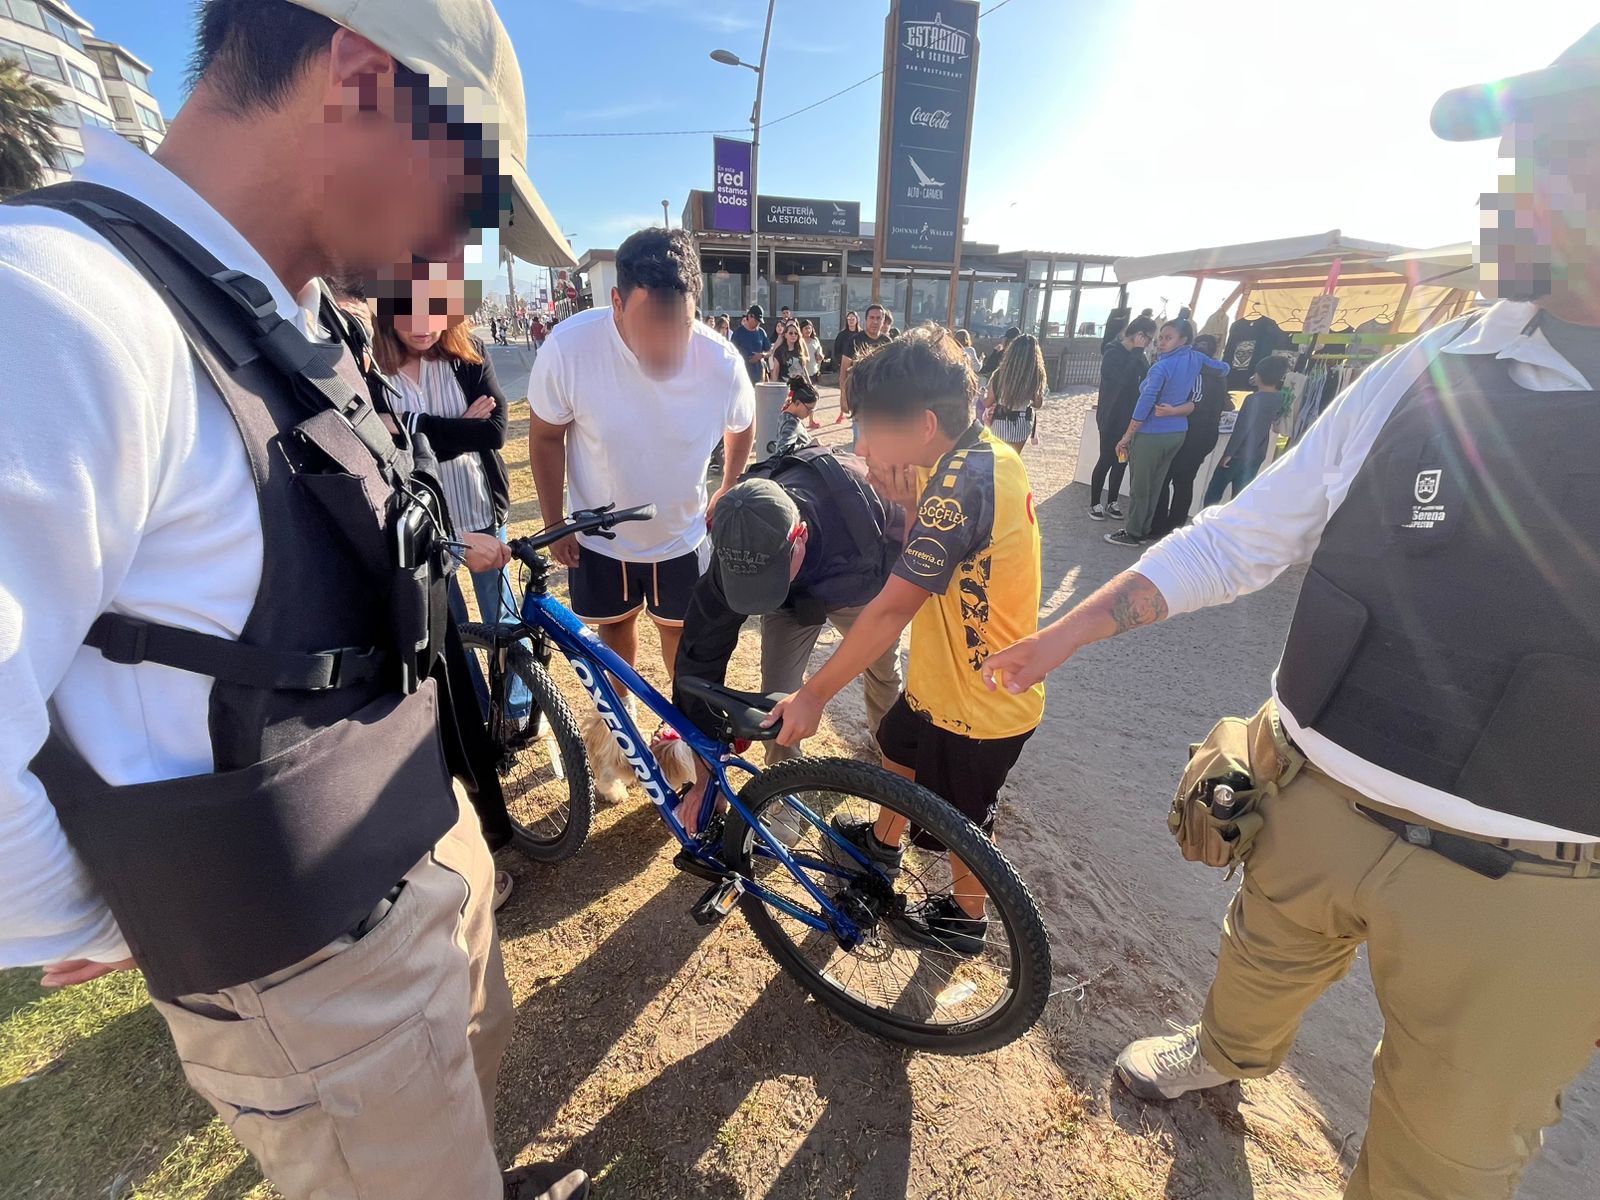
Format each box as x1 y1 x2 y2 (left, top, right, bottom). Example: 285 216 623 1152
899 895 989 957
823 815 904 877
1088 503 1108 521
1104 529 1143 548
504 1162 590 1200
1106 501 1125 520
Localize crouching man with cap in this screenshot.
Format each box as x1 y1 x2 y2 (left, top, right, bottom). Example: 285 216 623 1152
0 1 583 1197
982 27 1600 1200
672 444 907 830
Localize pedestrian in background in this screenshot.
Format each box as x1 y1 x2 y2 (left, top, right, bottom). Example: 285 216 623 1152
1204 356 1288 505
954 327 981 372
1105 318 1228 548
984 332 1047 454
730 303 770 383
1089 315 1156 520
1152 332 1235 536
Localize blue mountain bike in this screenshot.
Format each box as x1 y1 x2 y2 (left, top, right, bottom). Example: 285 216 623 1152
473 503 1052 1053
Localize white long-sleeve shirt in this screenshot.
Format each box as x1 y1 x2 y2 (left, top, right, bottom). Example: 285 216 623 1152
1136 299 1598 844
0 130 324 967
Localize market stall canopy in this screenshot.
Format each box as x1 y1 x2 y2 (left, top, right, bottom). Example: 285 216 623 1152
1112 230 1407 284
1113 230 1475 335
1381 243 1479 291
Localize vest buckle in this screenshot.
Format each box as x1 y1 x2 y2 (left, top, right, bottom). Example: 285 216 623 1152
95 616 151 666
210 269 278 323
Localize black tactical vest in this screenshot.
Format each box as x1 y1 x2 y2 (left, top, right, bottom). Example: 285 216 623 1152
1277 314 1600 835
17 184 460 999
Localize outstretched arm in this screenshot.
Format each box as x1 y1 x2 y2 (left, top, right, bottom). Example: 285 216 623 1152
982 570 1169 693
765 576 927 747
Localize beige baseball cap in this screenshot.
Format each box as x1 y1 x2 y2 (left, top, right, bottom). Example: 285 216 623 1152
289 0 575 267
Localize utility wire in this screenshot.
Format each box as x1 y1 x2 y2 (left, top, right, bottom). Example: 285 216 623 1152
529 0 1020 140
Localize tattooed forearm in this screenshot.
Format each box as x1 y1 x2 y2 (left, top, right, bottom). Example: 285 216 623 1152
1101 572 1170 635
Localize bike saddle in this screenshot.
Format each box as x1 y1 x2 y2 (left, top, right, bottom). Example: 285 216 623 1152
676 678 785 742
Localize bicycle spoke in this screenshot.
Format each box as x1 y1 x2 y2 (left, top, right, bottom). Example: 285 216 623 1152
740 784 1020 1030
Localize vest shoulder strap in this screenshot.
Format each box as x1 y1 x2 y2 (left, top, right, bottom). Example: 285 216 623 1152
85 613 387 692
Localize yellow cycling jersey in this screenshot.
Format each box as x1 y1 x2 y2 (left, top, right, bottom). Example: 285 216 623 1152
893 424 1045 739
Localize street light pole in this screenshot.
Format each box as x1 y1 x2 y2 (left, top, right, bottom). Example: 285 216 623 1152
712 0 776 312
661 199 670 228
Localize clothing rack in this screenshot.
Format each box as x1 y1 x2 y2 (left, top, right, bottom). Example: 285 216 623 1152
1279 332 1412 445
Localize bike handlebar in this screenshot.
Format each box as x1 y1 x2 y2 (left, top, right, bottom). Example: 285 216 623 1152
511 503 658 567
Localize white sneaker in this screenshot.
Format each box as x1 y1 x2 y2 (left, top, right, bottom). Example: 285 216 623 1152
1088 504 1108 521
1115 1023 1230 1101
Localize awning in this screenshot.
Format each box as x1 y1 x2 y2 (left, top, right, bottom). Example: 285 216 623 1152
1113 230 1408 284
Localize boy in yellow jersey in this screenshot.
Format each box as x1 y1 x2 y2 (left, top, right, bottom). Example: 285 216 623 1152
768 326 1044 954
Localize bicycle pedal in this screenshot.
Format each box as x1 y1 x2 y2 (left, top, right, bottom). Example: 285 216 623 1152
691 877 744 926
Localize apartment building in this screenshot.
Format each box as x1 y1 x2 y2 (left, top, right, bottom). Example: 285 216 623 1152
0 0 165 184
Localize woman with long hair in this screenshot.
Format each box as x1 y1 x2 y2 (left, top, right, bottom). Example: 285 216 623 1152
954 327 981 373
799 318 826 377
374 279 528 697
798 320 826 429
984 333 1047 454
770 320 812 387
833 309 861 424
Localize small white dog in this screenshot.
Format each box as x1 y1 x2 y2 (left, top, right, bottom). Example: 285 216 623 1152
581 697 696 804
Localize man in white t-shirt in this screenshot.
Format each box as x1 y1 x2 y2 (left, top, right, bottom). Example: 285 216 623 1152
529 227 755 676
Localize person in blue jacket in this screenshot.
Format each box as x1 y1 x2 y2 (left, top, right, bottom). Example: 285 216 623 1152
1105 318 1230 547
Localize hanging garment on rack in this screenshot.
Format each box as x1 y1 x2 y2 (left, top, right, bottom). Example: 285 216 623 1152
1224 315 1289 389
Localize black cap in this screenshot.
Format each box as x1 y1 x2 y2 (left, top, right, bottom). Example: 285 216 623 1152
747 304 764 319
711 479 800 615
1432 24 1600 141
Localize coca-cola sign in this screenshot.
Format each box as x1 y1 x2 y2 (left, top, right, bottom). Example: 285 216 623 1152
883 0 979 265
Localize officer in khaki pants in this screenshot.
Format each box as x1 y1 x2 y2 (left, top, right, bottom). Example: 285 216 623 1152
983 26 1600 1200
0 1 585 1197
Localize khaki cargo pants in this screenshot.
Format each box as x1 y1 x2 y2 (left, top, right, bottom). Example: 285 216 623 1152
152 785 514 1200
1198 766 1600 1199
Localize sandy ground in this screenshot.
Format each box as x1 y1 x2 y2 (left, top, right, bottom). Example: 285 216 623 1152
485 343 1598 1199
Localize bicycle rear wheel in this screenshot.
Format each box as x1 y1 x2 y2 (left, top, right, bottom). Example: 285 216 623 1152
722 757 1051 1055
459 624 594 863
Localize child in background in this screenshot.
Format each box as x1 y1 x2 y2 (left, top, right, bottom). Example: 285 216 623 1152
773 376 819 457
1204 355 1288 505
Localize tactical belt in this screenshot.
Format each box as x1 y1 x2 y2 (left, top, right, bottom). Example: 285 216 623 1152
1352 803 1599 879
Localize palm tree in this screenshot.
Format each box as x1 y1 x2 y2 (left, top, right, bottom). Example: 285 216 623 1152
0 58 63 200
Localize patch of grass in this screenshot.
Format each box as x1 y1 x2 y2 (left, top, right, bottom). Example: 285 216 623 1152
0 966 270 1199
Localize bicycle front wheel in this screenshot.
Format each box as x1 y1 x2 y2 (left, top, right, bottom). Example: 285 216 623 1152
459 624 594 863
723 757 1052 1055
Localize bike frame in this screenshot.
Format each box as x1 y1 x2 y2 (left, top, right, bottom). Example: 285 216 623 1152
516 588 879 943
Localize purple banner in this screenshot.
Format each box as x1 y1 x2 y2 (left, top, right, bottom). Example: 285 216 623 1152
711 137 753 233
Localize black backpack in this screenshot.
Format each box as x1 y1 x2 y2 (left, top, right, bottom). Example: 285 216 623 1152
743 445 899 603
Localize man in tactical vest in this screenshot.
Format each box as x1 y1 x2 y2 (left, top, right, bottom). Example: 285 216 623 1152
0 2 586 1198
981 26 1600 1200
671 445 907 829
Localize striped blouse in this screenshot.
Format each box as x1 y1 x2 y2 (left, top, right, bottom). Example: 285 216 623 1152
389 357 497 534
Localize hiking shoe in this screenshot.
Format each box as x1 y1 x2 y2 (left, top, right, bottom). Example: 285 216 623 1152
503 1162 590 1200
1088 503 1108 521
1106 501 1125 519
1115 1024 1230 1101
898 895 989 957
823 815 904 877
1104 529 1143 548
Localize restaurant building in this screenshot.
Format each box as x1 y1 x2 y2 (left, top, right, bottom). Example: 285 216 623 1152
577 190 1128 386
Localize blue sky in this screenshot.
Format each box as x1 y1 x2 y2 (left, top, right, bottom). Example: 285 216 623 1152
76 0 1595 314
